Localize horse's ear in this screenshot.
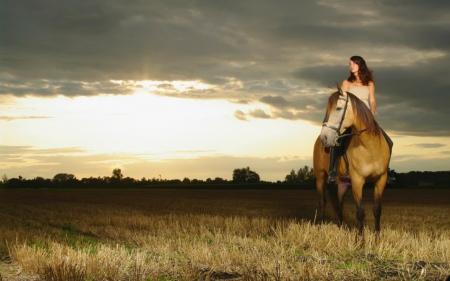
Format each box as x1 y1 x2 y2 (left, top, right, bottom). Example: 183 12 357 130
336 82 345 96
328 86 334 94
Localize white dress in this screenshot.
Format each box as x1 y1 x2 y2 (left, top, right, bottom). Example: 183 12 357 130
348 86 370 110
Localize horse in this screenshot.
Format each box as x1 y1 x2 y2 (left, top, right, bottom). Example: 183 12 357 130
313 84 391 234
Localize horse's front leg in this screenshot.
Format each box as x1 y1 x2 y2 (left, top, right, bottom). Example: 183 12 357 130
351 180 365 235
373 173 388 234
316 177 327 224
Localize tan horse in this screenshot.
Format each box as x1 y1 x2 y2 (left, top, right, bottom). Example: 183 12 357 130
313 84 391 234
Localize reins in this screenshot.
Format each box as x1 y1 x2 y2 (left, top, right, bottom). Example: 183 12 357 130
334 128 367 146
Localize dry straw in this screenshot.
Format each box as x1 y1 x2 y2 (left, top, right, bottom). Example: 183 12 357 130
1 189 449 280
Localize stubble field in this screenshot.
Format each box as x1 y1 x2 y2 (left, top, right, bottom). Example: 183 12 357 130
0 188 449 280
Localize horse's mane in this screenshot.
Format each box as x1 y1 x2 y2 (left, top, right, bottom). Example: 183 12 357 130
327 91 381 136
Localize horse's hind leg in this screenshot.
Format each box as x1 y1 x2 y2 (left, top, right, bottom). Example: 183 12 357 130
327 183 338 225
328 182 348 227
337 182 349 225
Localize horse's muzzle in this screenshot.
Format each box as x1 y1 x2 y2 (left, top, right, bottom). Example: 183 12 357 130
320 132 337 147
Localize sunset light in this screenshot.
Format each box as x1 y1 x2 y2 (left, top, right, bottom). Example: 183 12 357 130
1 1 449 182
1 2 449 279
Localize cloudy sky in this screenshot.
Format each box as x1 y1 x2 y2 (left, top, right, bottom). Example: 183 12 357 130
1 0 449 182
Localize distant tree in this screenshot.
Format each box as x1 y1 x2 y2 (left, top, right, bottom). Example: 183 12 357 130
122 177 136 186
285 169 299 183
6 178 22 188
297 165 314 182
31 177 50 189
387 168 402 185
2 174 8 184
81 176 106 188
52 173 78 188
232 167 260 183
112 168 123 181
247 170 260 183
182 177 190 184
0 174 8 188
284 166 315 183
102 176 111 184
233 168 247 183
149 177 158 183
213 177 226 184
52 173 76 183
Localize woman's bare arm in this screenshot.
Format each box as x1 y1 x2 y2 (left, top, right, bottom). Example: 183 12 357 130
342 79 349 91
369 82 376 115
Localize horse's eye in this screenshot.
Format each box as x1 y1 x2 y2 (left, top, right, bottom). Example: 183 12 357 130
336 107 342 111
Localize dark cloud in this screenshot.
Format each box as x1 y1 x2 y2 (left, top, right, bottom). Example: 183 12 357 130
233 100 250 104
0 76 134 97
1 0 450 135
408 143 447 149
157 84 176 90
249 109 271 119
273 110 300 121
260 96 290 109
234 110 248 121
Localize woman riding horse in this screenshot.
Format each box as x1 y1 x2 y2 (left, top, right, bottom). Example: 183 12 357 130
314 84 392 234
328 56 392 184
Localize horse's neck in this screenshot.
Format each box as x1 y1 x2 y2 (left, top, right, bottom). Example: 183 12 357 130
349 122 390 170
351 122 381 149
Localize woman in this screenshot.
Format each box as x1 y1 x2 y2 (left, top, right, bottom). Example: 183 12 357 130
342 56 376 115
328 56 391 184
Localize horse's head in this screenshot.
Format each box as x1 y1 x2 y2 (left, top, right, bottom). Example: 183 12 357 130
320 84 355 147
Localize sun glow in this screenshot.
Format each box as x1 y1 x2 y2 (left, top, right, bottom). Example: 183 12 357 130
0 87 319 159
2 85 449 180
0 79 327 180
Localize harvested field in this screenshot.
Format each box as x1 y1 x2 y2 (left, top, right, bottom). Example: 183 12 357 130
1 188 449 280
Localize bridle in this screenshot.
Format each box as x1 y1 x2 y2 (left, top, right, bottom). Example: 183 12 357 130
322 96 349 134
322 96 366 146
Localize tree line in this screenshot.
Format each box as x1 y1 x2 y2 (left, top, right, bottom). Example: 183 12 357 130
389 170 450 187
1 168 449 189
0 166 315 189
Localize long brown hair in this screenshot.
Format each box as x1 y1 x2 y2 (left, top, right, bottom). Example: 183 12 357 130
347 56 374 86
